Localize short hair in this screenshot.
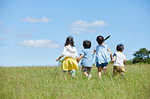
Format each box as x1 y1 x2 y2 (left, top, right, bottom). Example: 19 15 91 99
83 40 91 48
116 44 124 51
96 35 104 45
65 36 74 46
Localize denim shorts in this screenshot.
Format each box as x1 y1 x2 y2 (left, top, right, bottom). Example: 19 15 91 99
96 62 108 68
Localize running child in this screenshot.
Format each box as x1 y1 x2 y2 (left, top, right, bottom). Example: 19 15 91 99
77 40 94 80
56 36 78 79
93 35 112 80
112 44 126 77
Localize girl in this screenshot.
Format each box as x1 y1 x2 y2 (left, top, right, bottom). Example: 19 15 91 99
56 36 78 79
93 35 112 80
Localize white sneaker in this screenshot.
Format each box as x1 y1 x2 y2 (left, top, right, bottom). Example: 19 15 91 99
88 74 92 80
85 73 88 78
71 69 76 77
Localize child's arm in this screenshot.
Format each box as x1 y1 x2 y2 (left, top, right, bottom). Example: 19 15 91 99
77 54 84 63
56 55 63 61
124 59 126 64
107 48 113 60
93 49 96 54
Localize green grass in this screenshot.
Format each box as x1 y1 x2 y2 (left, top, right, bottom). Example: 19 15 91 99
0 64 150 99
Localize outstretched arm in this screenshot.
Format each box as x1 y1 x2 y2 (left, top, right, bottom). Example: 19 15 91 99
124 59 126 64
77 55 84 63
93 49 96 54
107 48 113 60
56 55 63 61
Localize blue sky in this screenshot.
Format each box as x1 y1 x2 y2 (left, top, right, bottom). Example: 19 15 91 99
0 0 150 66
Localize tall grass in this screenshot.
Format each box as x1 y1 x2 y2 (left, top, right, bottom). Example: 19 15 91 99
0 64 150 99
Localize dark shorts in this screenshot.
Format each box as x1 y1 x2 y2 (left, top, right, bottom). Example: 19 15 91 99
96 62 108 68
81 66 92 74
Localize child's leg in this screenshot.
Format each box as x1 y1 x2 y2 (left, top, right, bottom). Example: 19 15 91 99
87 67 92 75
87 67 92 80
82 72 88 77
82 66 88 77
97 67 102 79
119 67 125 77
63 71 67 80
113 66 118 78
103 63 108 75
120 72 125 76
88 73 92 80
68 70 72 75
103 67 107 75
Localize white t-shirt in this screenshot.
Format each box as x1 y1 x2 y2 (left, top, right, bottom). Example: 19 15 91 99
62 45 78 59
113 52 126 66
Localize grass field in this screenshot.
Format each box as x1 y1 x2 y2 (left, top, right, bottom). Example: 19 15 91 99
0 64 150 99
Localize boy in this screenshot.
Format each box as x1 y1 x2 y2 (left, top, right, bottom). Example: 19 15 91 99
77 40 94 80
112 44 126 77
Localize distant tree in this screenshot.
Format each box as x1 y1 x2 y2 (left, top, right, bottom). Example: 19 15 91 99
133 48 150 64
125 60 133 65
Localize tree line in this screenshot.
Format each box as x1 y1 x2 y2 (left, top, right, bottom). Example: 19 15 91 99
131 48 150 64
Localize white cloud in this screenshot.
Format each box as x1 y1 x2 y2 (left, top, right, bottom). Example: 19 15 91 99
73 20 107 27
71 20 108 34
21 17 50 23
20 39 60 48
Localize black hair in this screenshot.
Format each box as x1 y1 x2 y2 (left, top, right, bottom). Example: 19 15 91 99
116 44 124 51
96 35 104 45
83 40 91 48
65 36 74 46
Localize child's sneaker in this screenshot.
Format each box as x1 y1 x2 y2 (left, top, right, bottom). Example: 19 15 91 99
88 74 92 80
71 69 76 77
85 73 88 78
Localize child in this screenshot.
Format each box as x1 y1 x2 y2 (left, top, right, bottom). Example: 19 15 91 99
77 40 94 80
56 36 78 79
112 44 126 77
93 35 112 79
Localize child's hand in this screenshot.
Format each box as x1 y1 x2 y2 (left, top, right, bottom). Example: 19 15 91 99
77 55 84 63
56 58 59 61
111 59 114 62
111 56 116 63
56 55 63 61
93 49 96 54
77 59 79 63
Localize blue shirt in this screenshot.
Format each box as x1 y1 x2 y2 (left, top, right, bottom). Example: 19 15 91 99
80 49 94 67
95 45 110 64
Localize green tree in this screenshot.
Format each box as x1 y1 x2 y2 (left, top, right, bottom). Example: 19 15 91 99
133 48 150 64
